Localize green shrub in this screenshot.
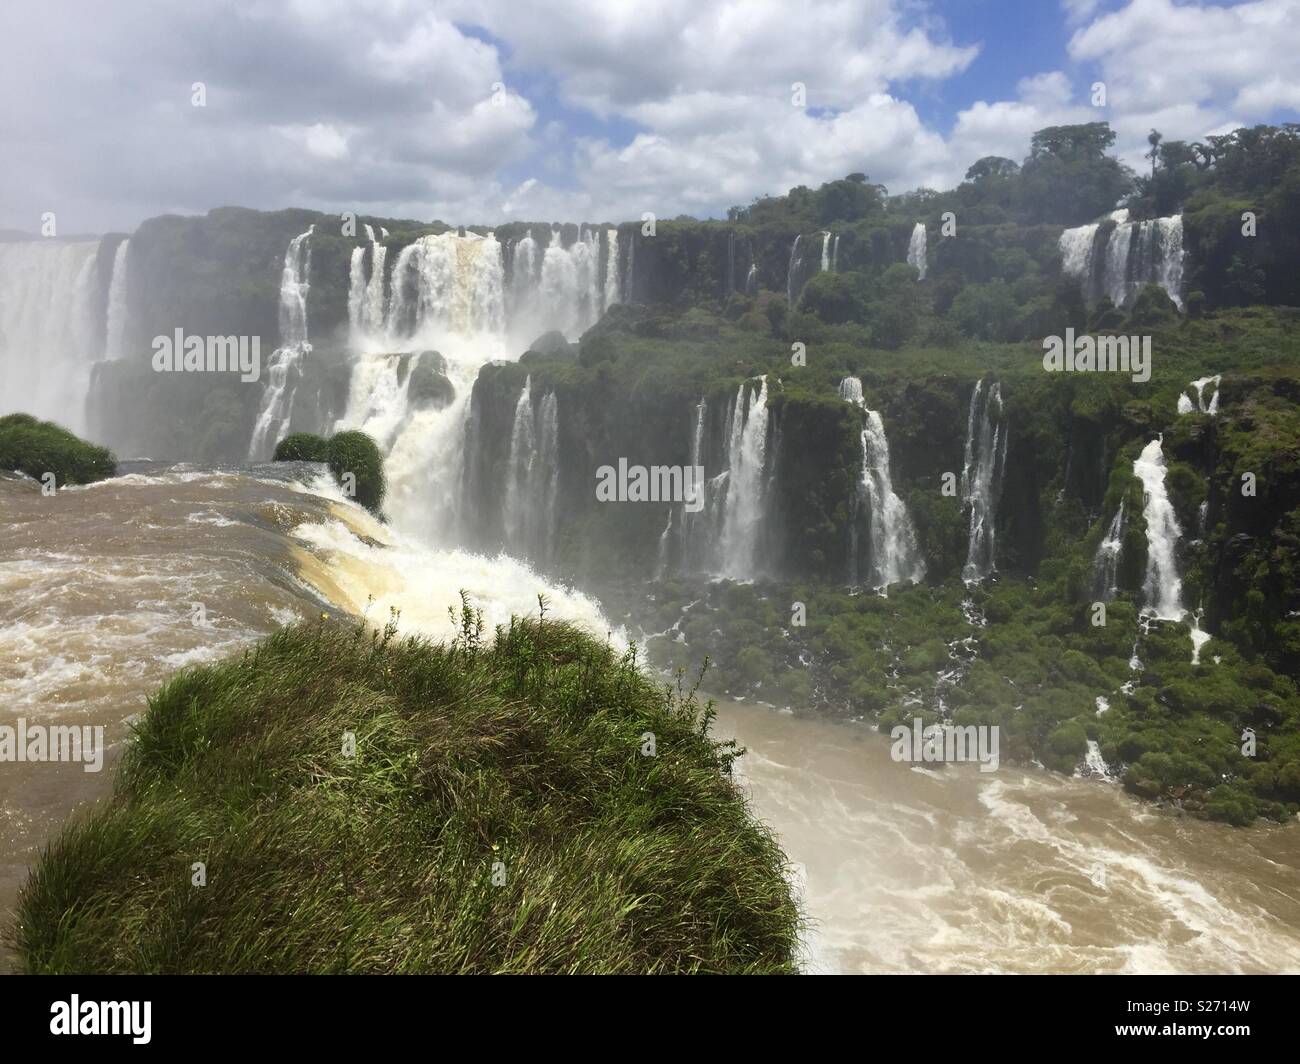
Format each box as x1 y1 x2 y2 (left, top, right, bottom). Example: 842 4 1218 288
272 433 330 462
0 414 116 486
327 430 385 514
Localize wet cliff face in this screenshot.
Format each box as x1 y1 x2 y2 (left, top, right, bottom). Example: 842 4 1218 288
64 206 1300 678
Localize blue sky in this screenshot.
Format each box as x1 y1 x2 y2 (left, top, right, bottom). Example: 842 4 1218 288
2 0 1298 232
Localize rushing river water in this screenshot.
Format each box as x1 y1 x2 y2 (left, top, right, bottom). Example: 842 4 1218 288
3 465 1300 973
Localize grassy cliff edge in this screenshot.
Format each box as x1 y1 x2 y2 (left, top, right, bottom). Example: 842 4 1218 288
13 607 801 974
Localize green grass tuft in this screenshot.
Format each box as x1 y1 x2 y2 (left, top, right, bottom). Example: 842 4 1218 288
12 606 802 973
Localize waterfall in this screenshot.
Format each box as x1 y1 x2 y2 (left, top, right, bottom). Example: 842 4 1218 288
1178 374 1221 415
501 379 560 562
625 231 636 302
508 229 539 329
0 240 102 433
347 247 367 338
746 262 758 294
907 222 927 281
839 377 924 589
669 398 719 573
1079 740 1113 780
366 242 388 335
533 227 602 339
1140 216 1185 309
347 229 389 344
336 231 511 537
1060 214 1185 309
786 235 803 305
718 377 770 579
1091 500 1126 600
603 229 621 311
1101 219 1134 307
248 226 314 459
1134 436 1184 621
961 380 1008 584
820 232 835 273
1058 223 1101 287
104 239 131 362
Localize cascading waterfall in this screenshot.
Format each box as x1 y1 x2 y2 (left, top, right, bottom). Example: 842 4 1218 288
1091 500 1125 600
1058 223 1101 287
533 226 602 339
1178 374 1221 415
603 229 621 312
1102 219 1134 307
347 227 390 344
820 232 838 273
338 224 626 547
103 238 131 362
624 231 636 302
961 380 1008 584
337 232 509 538
1059 213 1185 309
907 222 927 281
838 377 924 589
366 241 388 335
502 377 560 561
1133 436 1184 621
664 398 722 575
786 236 803 305
248 226 314 459
0 240 100 432
718 377 770 579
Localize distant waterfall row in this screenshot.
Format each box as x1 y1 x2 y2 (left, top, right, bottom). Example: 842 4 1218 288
346 226 623 351
1059 210 1185 310
0 236 132 434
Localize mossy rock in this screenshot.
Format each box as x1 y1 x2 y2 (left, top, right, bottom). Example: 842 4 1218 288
406 353 455 411
527 331 571 356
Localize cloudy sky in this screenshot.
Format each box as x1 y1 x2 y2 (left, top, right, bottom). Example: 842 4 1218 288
3 0 1298 234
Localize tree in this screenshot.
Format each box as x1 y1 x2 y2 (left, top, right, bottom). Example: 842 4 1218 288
1146 129 1163 176
1018 122 1134 225
965 156 1020 183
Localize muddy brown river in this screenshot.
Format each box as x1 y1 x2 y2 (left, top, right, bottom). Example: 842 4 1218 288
3 465 1299 973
